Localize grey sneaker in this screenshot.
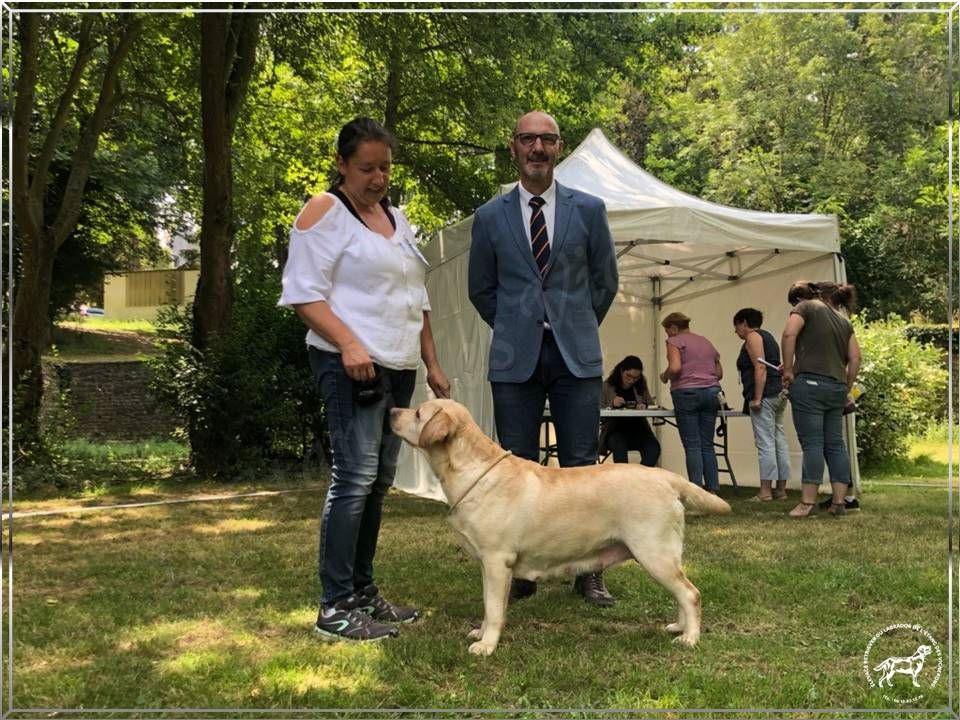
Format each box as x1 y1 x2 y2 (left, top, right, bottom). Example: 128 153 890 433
315 594 398 642
356 583 420 624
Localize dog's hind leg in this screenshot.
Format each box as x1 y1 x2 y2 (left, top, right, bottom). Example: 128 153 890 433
628 532 701 646
468 554 513 656
645 558 701 646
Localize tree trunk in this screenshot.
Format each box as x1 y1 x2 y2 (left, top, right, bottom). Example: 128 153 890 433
192 11 259 351
190 11 259 474
10 233 56 455
8 14 141 457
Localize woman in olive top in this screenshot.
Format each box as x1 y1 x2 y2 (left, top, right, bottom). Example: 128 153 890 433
781 281 860 518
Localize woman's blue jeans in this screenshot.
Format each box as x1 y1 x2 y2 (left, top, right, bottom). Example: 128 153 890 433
309 348 416 606
671 386 721 491
788 372 851 486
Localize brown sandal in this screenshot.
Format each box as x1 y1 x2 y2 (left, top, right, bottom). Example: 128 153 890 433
789 501 818 518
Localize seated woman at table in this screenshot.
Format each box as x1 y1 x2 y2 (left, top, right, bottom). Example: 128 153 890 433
599 355 661 466
658 312 723 493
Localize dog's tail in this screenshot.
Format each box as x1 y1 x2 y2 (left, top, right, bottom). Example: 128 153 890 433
664 473 732 516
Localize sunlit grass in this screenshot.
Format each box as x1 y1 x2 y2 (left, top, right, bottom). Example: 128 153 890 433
862 422 957 485
59 316 158 334
46 318 161 362
6 470 951 711
60 439 186 462
5 435 953 711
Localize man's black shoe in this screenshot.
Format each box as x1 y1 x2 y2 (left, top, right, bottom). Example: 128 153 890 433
574 572 615 607
818 496 860 511
315 594 398 642
509 578 537 603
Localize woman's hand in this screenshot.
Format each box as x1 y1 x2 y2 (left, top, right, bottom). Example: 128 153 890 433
612 396 625 408
781 368 794 388
749 398 762 412
341 342 375 381
427 363 451 399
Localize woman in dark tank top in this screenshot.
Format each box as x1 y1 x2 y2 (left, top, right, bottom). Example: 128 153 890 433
733 308 791 503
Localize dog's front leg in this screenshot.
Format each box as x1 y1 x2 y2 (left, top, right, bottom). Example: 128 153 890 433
468 555 512 656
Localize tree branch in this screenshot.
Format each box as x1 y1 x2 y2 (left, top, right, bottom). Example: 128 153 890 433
51 17 144 247
396 136 494 155
12 13 41 243
225 12 259 136
30 15 96 212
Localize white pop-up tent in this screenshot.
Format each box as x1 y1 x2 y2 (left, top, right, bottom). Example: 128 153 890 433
396 128 858 502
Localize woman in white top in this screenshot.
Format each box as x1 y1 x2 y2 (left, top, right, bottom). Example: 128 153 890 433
279 118 449 642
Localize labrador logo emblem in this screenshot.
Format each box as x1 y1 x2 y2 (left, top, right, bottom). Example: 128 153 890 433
863 624 941 705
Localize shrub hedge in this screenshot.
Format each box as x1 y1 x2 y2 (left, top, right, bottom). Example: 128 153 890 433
852 316 947 468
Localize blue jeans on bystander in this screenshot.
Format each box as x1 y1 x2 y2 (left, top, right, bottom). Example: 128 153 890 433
788 372 851 486
671 386 722 491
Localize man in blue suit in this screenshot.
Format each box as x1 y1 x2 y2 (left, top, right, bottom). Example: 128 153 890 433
468 111 620 606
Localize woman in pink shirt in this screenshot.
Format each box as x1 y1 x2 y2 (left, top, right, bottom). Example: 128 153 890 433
658 312 724 492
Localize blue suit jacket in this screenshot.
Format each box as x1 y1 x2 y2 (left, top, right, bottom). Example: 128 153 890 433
468 182 619 382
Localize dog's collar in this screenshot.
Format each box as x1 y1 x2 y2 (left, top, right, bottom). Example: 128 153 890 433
446 450 513 514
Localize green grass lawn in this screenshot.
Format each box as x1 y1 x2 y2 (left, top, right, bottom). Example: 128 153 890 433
48 318 160 363
5 470 953 714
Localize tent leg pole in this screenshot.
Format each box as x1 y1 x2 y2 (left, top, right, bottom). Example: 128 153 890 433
653 276 662 402
834 253 861 495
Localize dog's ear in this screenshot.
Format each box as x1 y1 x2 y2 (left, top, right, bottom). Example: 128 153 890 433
418 408 452 448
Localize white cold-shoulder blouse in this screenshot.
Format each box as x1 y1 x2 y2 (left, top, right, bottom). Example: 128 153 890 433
278 192 431 370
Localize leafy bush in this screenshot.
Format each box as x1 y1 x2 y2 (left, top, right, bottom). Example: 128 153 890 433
904 323 958 352
853 315 947 468
148 267 324 479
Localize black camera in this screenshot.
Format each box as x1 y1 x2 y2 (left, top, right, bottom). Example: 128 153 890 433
354 368 386 407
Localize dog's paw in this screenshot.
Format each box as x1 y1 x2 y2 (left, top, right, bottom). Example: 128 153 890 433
673 633 699 647
468 640 497 656
467 628 482 641
665 622 684 634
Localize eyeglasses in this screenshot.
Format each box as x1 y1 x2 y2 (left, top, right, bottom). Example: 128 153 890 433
513 132 561 147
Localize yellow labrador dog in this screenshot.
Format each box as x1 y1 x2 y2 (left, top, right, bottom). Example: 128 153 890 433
390 398 731 656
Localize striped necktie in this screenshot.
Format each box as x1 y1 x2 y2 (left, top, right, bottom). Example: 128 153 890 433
529 195 549 275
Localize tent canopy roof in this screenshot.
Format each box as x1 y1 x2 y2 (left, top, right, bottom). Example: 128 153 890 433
425 129 840 295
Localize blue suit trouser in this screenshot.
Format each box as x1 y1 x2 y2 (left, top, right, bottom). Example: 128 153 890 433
491 330 601 468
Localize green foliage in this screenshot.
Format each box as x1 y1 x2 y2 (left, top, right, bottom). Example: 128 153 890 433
643 11 949 319
148 265 323 479
852 315 947 468
904 323 959 351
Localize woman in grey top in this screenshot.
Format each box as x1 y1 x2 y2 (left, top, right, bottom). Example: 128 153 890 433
781 281 861 518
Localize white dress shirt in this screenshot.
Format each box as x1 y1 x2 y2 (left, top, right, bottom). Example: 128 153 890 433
278 193 431 370
517 180 557 248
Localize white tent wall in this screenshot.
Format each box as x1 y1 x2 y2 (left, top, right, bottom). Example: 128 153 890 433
394 129 858 502
606 252 843 491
